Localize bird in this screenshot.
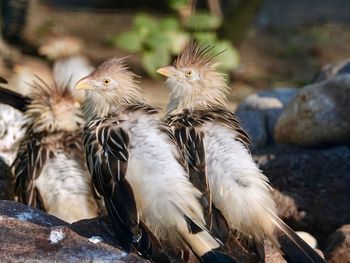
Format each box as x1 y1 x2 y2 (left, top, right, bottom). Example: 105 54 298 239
74 56 238 263
3 78 101 223
157 42 326 263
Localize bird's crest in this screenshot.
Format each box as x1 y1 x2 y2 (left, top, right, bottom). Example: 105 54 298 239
25 77 83 133
174 41 222 69
91 56 137 79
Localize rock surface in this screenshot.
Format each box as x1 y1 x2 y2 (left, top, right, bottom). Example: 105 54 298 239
0 200 146 262
236 88 298 147
313 58 350 83
0 200 288 262
236 110 267 148
254 145 350 244
275 75 350 147
325 224 350 263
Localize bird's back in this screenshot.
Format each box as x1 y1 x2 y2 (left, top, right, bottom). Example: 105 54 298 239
105 105 205 246
14 130 99 223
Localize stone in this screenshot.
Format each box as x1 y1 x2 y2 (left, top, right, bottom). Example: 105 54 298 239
275 75 350 147
0 200 290 263
0 200 146 262
325 224 350 263
236 110 267 148
313 58 350 83
254 145 350 244
236 88 298 147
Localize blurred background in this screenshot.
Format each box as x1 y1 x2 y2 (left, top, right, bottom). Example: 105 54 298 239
0 1 349 262
2 0 350 108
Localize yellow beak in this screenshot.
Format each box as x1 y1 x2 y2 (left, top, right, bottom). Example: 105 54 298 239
156 66 172 77
75 77 93 90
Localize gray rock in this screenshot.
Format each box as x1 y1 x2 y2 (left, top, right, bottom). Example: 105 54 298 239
275 75 350 147
236 88 298 147
254 145 350 244
325 224 350 263
0 200 146 262
0 200 286 263
313 58 350 83
236 110 267 148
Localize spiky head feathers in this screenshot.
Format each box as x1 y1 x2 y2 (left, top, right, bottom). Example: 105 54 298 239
25 78 84 133
157 41 228 112
75 57 144 119
174 42 218 69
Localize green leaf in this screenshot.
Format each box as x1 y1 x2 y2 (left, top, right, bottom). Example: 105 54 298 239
212 40 240 72
159 17 180 31
184 12 222 31
168 0 188 11
193 32 217 44
112 31 142 53
134 14 158 38
145 31 172 50
168 31 190 54
142 49 171 78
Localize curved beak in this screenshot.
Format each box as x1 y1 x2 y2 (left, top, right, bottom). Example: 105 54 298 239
156 66 173 77
75 77 94 90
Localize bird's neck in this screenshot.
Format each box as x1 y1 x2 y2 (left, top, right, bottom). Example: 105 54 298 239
166 87 228 115
83 90 145 121
166 73 228 114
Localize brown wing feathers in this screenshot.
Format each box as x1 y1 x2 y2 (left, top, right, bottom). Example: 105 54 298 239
166 110 213 228
0 85 31 112
83 115 170 261
167 109 234 244
13 135 47 209
166 107 251 245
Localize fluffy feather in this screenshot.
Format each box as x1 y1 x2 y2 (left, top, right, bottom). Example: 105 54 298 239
162 41 326 263
77 57 237 262
13 79 100 223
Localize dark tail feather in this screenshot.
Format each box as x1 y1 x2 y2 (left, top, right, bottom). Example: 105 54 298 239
270 215 325 263
104 197 171 263
201 248 239 263
183 216 238 263
0 86 30 112
0 77 8 84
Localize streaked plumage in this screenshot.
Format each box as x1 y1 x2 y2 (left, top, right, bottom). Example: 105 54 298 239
75 57 237 262
159 42 326 263
12 79 100 223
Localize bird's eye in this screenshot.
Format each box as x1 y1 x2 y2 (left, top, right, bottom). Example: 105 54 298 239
186 71 193 77
103 79 110 84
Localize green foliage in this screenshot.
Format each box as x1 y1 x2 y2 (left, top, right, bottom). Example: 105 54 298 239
112 6 240 78
193 33 239 71
112 14 189 77
168 0 188 11
184 12 222 31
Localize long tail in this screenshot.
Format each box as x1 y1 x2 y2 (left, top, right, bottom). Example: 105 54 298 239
0 85 30 112
103 193 171 263
269 214 325 263
182 217 238 263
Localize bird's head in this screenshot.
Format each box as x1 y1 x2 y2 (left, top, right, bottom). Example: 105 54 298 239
157 41 228 113
74 57 143 119
26 78 84 133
